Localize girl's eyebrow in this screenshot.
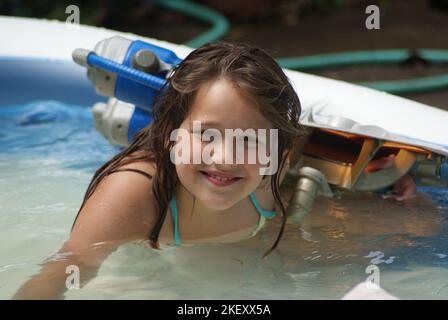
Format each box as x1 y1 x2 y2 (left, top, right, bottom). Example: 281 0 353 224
196 120 221 128
188 121 221 131
197 121 261 130
190 119 269 131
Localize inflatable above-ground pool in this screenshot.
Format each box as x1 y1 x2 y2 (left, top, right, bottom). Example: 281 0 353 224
2 16 448 300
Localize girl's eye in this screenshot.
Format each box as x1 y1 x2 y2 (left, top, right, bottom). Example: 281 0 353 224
242 136 257 145
235 137 257 150
193 131 212 142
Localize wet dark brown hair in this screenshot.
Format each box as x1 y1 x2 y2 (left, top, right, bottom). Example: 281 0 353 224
73 40 306 257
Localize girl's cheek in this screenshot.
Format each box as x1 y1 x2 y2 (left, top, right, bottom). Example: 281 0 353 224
188 134 204 164
176 160 196 176
244 163 265 182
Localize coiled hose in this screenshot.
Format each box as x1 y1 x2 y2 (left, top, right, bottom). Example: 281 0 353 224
155 0 448 95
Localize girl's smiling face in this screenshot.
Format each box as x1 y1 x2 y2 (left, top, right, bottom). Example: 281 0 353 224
174 77 274 210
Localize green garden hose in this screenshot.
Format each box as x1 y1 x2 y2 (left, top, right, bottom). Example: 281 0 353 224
153 0 448 95
277 49 448 94
153 0 229 48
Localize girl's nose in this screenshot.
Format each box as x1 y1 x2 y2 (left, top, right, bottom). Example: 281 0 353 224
209 137 238 165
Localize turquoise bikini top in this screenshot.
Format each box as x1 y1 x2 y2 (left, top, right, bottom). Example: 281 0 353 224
169 192 277 246
105 168 276 246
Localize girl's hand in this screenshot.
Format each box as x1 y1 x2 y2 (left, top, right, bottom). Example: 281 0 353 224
364 154 417 201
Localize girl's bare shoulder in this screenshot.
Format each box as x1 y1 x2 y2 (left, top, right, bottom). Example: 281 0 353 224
71 157 157 245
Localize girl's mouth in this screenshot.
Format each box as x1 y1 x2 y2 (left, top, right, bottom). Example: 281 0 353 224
199 170 242 187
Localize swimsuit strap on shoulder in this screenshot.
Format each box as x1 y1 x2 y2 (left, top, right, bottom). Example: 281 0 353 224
169 192 276 246
248 192 276 218
169 195 182 246
108 168 153 180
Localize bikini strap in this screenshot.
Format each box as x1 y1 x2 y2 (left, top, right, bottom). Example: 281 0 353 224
169 195 182 246
169 192 274 246
248 192 276 218
108 168 153 180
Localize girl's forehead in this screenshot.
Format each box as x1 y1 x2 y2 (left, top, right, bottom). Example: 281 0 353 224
187 78 272 130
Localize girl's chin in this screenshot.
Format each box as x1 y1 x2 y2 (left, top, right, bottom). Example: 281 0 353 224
199 193 242 210
203 200 236 210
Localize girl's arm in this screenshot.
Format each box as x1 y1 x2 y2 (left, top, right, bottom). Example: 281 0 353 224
12 165 156 299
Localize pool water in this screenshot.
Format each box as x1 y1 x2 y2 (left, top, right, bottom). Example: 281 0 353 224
1 100 448 299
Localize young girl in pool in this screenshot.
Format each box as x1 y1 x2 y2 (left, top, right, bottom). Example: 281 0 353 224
14 41 417 299
13 41 305 299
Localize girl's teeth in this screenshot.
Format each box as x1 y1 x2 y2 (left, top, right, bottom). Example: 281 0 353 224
206 173 237 181
211 174 233 181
